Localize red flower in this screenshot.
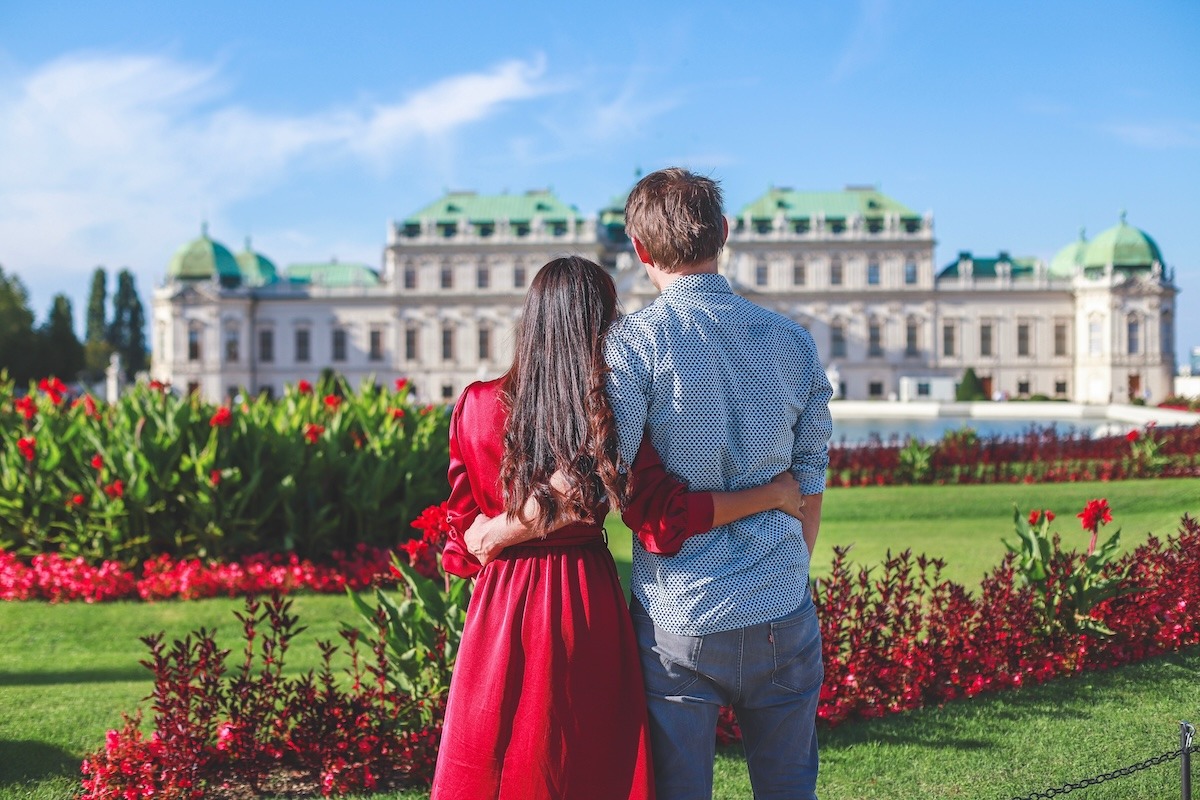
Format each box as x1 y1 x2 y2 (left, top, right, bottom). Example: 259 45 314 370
14 396 36 420
303 423 325 444
103 480 124 499
1077 498 1112 534
210 469 222 486
323 394 342 411
297 380 313 395
1028 510 1041 526
390 408 405 420
419 404 433 415
38 376 67 405
91 453 104 470
66 493 86 508
1125 429 1140 443
209 407 233 428
402 539 430 561
17 437 36 461
1046 511 1055 522
395 377 409 391
148 379 167 392
83 394 99 419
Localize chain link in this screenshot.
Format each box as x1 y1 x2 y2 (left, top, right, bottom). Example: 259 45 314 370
1008 742 1199 800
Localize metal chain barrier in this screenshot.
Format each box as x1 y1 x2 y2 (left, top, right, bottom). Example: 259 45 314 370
1007 722 1197 800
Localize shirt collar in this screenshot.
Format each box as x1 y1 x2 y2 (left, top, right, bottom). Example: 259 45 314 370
659 272 733 300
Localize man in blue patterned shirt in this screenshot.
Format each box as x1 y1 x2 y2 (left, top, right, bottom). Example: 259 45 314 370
606 167 833 799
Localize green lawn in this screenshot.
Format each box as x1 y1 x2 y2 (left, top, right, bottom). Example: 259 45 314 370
2 477 1197 799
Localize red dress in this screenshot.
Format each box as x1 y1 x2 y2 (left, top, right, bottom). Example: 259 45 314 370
431 378 714 800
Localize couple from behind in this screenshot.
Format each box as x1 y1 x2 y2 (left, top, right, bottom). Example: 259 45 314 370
431 168 834 800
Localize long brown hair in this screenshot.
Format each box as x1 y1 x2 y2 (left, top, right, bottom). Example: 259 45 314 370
499 256 626 535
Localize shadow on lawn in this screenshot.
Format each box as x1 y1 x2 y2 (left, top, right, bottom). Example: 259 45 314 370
0 667 148 687
0 739 77 787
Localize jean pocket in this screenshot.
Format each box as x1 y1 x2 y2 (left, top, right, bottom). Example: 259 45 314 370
632 611 702 697
769 604 823 694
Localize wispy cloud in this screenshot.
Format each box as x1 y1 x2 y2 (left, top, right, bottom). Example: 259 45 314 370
831 0 891 83
1103 120 1200 149
0 51 552 311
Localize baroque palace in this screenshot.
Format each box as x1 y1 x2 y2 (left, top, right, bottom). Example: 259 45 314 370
151 184 1179 406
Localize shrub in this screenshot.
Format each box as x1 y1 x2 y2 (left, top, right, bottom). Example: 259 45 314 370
79 594 442 798
0 375 450 563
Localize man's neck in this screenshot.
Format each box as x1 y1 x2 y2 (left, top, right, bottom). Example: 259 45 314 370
647 259 720 292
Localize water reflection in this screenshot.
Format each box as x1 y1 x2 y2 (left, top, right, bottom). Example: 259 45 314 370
831 418 1127 445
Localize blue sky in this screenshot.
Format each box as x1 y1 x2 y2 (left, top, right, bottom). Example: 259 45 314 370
2 0 1198 354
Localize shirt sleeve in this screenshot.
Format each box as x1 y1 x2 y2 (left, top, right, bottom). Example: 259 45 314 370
621 436 715 556
441 390 483 579
791 329 834 495
603 322 653 468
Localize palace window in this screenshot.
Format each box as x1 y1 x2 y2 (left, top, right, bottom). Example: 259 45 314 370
904 261 918 285
980 322 993 357
754 258 768 287
905 320 919 357
1127 315 1140 355
943 323 957 357
477 265 490 290
441 326 455 361
514 263 527 288
1055 380 1068 396
1088 319 1103 356
440 264 454 289
868 321 883 357
868 381 884 398
478 327 491 361
867 261 880 286
258 329 274 363
830 260 844 286
1054 321 1069 357
1017 322 1031 357
441 384 455 400
831 321 847 358
187 325 202 362
403 264 417 290
405 327 419 362
1018 380 1031 396
332 328 347 363
792 260 806 286
295 329 311 363
369 329 384 362
224 326 239 363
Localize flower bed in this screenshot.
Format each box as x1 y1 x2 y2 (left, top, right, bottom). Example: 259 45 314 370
827 423 1200 487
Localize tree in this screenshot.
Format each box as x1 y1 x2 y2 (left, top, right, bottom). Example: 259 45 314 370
0 266 39 384
83 266 113 380
955 367 987 402
108 269 147 379
39 294 85 382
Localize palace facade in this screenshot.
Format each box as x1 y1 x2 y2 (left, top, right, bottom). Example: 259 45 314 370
151 185 1179 406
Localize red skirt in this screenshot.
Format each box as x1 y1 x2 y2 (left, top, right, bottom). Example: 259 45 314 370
431 537 654 800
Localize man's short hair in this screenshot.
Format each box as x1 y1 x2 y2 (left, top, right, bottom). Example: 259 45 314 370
625 168 725 272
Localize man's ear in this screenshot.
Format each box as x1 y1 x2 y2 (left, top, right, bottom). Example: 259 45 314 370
721 216 729 246
632 236 654 267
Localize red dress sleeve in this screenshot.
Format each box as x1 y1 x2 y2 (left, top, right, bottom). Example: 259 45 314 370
441 390 483 579
621 437 715 556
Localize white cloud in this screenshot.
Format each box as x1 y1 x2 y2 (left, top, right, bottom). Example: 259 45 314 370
0 51 552 318
1103 121 1200 149
831 0 891 83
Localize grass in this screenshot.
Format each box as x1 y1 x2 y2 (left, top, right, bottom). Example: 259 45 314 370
1 477 1197 799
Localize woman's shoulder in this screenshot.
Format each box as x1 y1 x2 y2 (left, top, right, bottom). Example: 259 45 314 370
455 376 507 414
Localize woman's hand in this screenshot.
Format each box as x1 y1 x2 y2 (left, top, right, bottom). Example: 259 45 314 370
767 471 805 522
463 513 507 567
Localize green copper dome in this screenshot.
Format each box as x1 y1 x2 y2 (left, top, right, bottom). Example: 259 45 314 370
167 224 242 285
1081 213 1162 272
1049 229 1087 279
235 237 279 287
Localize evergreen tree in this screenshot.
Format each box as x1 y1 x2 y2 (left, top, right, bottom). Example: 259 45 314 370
83 267 113 380
39 294 85 381
955 367 987 402
109 269 147 379
0 266 39 384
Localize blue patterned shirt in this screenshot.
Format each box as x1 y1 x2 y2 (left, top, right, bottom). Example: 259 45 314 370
605 273 833 636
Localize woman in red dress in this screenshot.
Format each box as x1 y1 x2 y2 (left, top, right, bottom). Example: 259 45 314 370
430 256 803 800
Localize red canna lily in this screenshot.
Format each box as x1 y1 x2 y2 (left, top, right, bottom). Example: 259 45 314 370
323 395 342 411
395 377 409 391
17 437 36 461
103 480 124 499
303 423 325 444
14 396 36 420
1125 429 1140 443
91 453 104 469
38 377 67 405
390 408 405 420
210 407 233 428
210 469 222 486
297 380 313 395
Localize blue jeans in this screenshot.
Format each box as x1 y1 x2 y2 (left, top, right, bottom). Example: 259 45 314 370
630 595 822 800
